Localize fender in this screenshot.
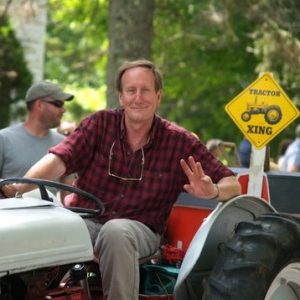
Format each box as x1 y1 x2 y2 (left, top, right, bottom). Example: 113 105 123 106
174 195 276 299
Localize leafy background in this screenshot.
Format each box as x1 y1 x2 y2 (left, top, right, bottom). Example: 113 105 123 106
1 0 300 160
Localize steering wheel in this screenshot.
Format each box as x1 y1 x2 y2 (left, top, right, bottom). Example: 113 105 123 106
0 177 105 218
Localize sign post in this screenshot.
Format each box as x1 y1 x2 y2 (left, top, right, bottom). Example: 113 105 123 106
248 147 266 197
225 72 299 197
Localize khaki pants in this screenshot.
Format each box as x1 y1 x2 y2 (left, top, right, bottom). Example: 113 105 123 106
85 218 161 300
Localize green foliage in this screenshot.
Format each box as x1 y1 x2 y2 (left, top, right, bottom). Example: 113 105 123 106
44 0 300 158
46 0 108 88
153 0 257 143
225 0 300 155
151 0 300 158
45 0 109 122
0 13 32 128
62 85 106 124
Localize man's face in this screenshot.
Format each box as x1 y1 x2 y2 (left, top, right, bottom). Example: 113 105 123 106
39 100 66 129
119 67 161 125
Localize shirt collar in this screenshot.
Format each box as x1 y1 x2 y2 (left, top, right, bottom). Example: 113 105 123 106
119 110 126 140
118 109 159 148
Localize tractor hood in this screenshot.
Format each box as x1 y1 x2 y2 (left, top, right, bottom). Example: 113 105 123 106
0 197 93 277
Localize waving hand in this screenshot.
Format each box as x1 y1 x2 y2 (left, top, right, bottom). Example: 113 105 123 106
180 156 218 200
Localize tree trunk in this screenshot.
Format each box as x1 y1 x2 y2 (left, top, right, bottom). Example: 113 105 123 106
106 0 155 107
8 0 47 82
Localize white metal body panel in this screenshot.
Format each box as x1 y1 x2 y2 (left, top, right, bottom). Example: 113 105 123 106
0 197 93 277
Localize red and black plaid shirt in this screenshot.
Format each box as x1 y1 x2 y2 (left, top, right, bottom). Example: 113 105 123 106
50 109 234 234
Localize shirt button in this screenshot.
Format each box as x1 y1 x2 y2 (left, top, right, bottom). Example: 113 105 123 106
112 211 116 216
120 193 125 198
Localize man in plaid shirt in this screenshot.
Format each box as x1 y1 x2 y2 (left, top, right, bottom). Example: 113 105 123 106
4 60 241 300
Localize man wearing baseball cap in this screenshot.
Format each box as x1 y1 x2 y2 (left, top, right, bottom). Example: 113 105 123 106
25 81 74 103
0 81 75 199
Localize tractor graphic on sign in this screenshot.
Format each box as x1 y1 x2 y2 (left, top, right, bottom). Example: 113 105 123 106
241 97 282 125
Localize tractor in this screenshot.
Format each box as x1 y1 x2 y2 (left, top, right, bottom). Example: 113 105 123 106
0 177 105 300
241 98 282 125
175 169 300 300
0 170 299 300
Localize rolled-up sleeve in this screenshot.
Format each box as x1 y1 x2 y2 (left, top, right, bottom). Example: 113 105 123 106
49 114 101 175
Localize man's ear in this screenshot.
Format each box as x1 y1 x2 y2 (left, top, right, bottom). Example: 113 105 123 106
157 90 162 106
118 92 123 107
36 99 43 110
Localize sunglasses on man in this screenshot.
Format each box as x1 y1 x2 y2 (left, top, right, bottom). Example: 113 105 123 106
43 100 64 108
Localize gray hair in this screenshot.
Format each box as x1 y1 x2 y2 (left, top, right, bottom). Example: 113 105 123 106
116 59 163 92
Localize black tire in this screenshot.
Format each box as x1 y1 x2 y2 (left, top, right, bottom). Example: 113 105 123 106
241 112 251 122
203 213 300 300
264 105 282 124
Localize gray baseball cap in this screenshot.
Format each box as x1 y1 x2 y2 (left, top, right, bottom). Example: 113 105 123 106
25 81 74 102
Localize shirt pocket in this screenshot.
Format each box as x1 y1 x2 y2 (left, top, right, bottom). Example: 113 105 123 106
142 170 173 196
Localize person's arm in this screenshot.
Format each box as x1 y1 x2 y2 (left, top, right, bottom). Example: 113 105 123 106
1 153 66 197
180 156 241 202
59 173 77 204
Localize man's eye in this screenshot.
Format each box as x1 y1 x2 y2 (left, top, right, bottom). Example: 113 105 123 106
126 89 136 94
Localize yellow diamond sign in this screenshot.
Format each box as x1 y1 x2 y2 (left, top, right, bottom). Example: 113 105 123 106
225 72 299 149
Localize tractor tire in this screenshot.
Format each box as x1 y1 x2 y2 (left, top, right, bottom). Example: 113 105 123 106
241 111 251 122
202 213 300 300
264 105 282 124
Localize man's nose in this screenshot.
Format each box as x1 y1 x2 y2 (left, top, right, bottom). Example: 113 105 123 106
135 90 143 100
60 106 66 114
